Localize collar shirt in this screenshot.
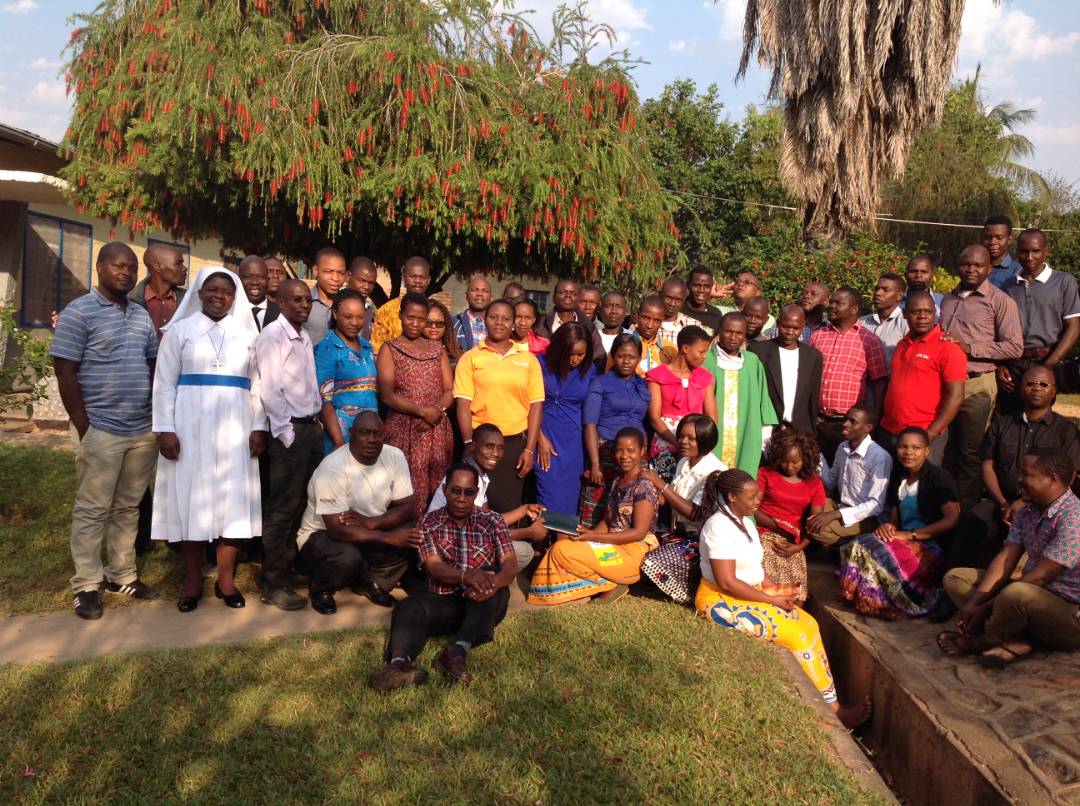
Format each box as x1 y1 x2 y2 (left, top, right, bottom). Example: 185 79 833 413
980 410 1080 502
49 288 158 436
820 434 893 526
250 299 268 331
1007 489 1080 604
938 279 1023 373
809 320 888 416
881 326 967 433
629 328 675 376
142 282 179 341
658 311 695 346
800 319 826 344
901 290 944 317
255 317 323 447
859 307 909 369
427 458 490 513
418 506 514 594
680 302 722 337
452 339 545 434
1004 264 1080 350
303 284 334 346
989 254 1023 290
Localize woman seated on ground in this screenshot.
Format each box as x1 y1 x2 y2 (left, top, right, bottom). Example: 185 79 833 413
315 288 378 452
755 426 827 605
639 414 724 605
696 469 872 728
579 333 651 526
838 426 959 619
512 297 549 356
646 325 716 482
528 427 657 606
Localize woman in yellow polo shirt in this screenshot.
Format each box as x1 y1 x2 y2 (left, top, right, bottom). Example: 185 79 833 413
453 298 545 512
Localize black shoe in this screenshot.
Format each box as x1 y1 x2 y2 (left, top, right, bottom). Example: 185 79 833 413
214 582 246 609
433 646 472 685
928 597 958 624
74 590 103 620
260 585 308 611
287 570 309 589
351 578 395 608
104 578 161 601
370 659 428 693
311 590 337 615
177 593 202 613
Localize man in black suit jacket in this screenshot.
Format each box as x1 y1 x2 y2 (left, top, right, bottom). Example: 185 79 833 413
749 305 823 433
535 278 605 360
239 255 281 332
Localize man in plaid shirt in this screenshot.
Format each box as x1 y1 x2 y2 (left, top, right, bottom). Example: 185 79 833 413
370 463 518 692
810 286 888 462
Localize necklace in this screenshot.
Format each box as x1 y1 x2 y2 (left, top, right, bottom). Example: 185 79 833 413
207 325 226 370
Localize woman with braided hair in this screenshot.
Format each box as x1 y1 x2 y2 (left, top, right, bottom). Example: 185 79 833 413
696 469 871 728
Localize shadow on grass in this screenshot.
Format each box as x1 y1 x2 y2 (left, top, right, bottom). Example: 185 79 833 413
0 600 883 804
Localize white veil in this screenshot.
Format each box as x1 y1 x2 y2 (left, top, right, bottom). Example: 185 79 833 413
163 265 258 338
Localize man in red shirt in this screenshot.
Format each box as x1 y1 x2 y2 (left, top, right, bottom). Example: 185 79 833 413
879 291 967 465
810 286 888 462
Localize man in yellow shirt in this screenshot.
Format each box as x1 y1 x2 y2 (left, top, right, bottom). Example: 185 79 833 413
370 256 431 352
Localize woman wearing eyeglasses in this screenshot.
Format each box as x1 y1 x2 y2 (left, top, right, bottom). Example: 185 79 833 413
378 293 454 518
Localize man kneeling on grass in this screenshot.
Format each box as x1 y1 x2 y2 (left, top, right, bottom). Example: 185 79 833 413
371 463 518 691
938 448 1080 667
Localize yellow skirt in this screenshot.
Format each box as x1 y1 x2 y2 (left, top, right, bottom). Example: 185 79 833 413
695 577 837 703
527 537 654 606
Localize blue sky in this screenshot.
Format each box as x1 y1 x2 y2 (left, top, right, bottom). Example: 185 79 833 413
2 0 1078 188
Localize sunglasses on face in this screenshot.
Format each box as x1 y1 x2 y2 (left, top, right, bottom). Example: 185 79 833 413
426 319 447 328
447 486 478 497
1024 380 1052 388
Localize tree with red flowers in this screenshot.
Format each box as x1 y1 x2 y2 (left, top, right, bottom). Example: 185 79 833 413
60 0 678 291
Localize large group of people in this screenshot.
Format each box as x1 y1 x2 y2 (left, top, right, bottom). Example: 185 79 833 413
51 215 1080 726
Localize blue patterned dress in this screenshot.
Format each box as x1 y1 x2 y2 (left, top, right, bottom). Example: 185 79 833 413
314 329 378 453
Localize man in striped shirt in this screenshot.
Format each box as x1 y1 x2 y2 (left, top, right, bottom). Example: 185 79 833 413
50 242 161 620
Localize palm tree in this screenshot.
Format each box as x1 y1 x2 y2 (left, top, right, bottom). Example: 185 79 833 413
985 98 1050 199
736 0 966 246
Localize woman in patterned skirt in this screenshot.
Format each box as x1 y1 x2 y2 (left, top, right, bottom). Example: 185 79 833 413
377 292 454 517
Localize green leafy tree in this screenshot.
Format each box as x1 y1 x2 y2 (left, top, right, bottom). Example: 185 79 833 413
640 81 790 272
60 0 678 292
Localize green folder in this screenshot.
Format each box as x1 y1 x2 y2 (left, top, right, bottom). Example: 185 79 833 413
542 511 581 536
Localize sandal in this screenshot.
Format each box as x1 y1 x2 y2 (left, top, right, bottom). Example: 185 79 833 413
936 630 979 657
978 643 1033 669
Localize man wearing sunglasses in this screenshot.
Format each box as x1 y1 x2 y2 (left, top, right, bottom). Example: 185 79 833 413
371 462 519 691
931 365 1080 621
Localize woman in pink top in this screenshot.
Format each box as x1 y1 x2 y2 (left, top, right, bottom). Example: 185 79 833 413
646 325 716 481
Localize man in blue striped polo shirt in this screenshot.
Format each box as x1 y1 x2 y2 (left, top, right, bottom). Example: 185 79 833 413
51 242 161 620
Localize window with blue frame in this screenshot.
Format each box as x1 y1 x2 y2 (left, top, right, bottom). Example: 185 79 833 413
21 213 93 328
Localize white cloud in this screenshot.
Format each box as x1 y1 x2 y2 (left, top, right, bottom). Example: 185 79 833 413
708 0 746 43
668 39 687 52
1026 122 1080 147
497 0 649 58
29 57 59 70
32 81 66 101
960 0 1080 66
1 1 39 14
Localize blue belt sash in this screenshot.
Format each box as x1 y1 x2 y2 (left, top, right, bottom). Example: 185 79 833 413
178 373 251 390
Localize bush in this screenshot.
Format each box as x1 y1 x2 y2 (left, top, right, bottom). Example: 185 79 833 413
0 307 53 421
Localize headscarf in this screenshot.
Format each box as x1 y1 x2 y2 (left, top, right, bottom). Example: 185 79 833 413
163 265 258 338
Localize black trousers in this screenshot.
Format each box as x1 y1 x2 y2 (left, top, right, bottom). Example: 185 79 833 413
298 530 411 596
946 498 1006 570
816 416 846 465
262 422 324 590
486 432 526 513
388 587 510 662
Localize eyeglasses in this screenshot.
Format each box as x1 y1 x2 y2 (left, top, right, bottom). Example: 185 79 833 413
1023 380 1052 388
447 486 478 497
425 319 447 329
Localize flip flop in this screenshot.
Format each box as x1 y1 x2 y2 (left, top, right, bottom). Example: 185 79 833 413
978 644 1032 669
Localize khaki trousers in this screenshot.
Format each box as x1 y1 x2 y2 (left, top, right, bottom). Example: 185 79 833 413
69 425 158 593
945 372 997 509
809 499 877 547
944 568 1080 650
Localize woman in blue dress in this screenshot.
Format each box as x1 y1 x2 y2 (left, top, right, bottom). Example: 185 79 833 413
315 288 378 453
535 323 596 515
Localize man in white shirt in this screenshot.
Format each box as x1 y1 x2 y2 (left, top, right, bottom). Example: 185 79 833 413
296 412 421 615
859 272 909 369
255 278 325 610
238 255 280 332
427 423 547 569
808 406 893 546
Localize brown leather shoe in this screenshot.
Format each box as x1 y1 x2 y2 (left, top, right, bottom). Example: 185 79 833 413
433 646 472 685
370 659 428 693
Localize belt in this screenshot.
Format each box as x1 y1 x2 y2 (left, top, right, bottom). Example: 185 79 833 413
819 413 846 422
966 370 994 379
290 415 320 424
178 373 251 390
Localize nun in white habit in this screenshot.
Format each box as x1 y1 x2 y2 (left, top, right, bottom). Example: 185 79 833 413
151 266 268 612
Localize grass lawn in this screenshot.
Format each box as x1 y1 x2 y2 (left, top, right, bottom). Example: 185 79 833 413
0 443 260 615
0 598 884 805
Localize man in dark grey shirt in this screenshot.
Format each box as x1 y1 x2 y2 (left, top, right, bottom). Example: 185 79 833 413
999 228 1080 414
